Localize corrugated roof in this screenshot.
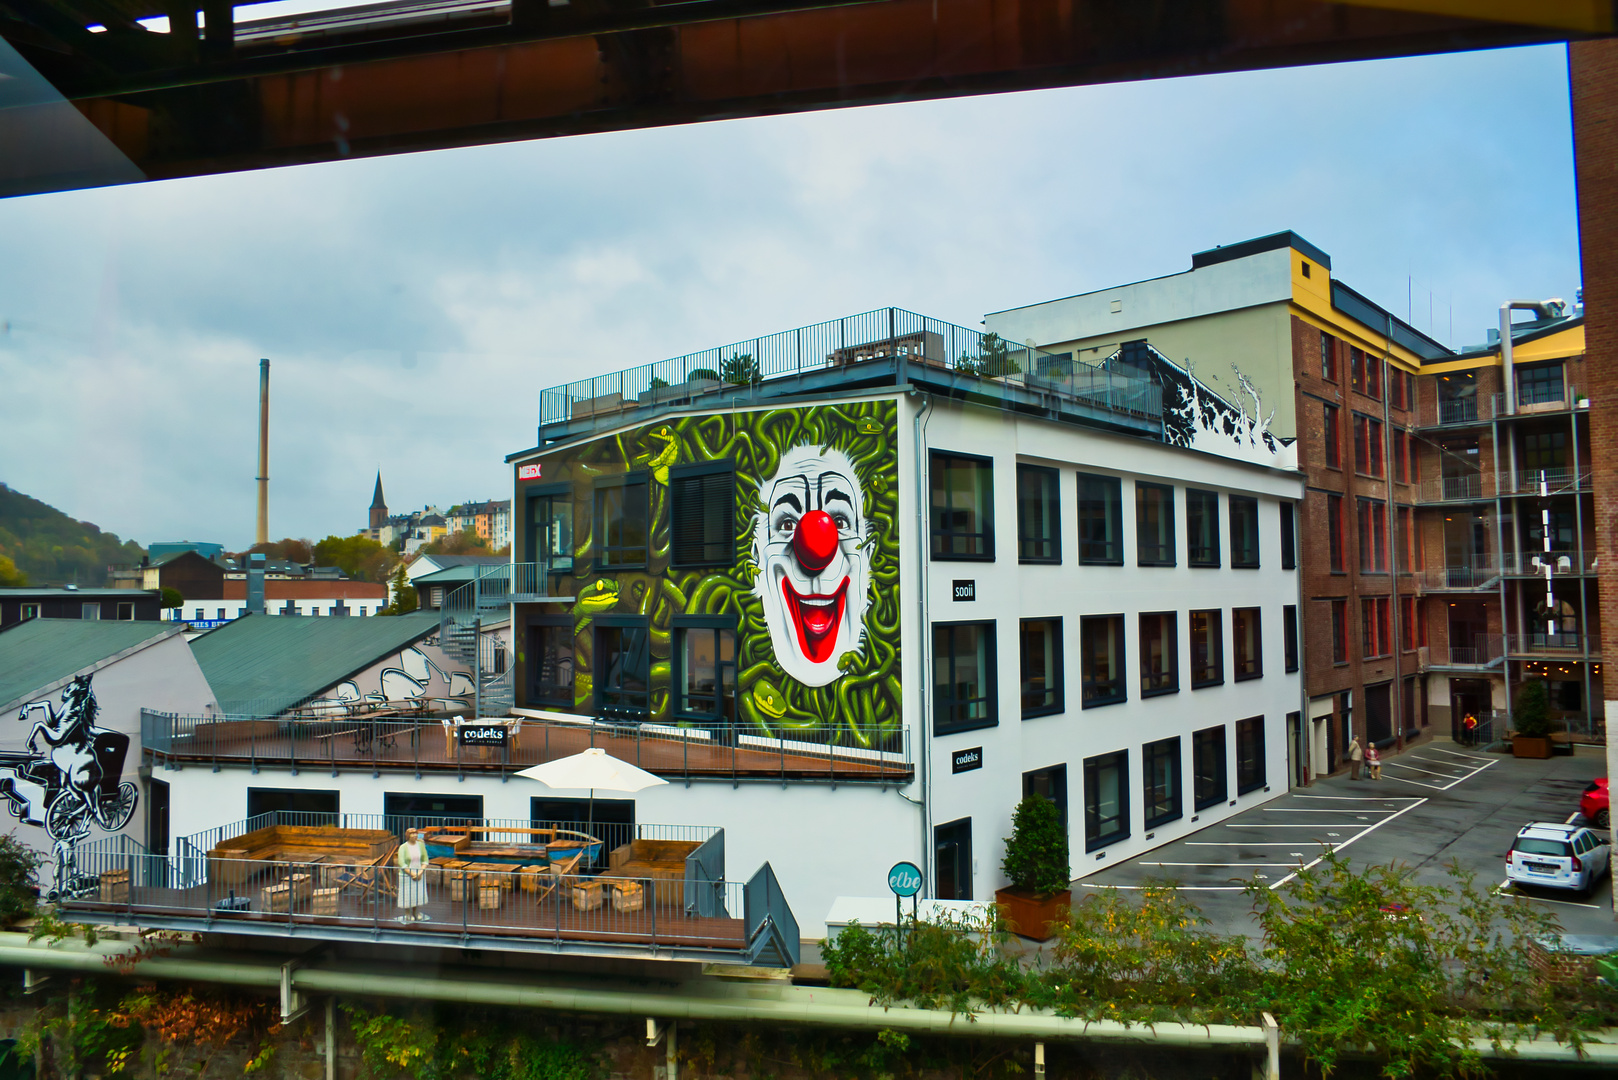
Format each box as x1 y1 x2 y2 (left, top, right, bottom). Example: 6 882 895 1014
190 611 440 716
0 619 181 710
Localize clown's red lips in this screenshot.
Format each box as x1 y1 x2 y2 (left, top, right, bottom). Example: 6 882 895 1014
781 577 849 663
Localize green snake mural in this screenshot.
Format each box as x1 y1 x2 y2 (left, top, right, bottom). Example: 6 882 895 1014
536 399 899 750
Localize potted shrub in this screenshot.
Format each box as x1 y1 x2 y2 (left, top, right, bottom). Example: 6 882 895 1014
995 795 1071 941
1511 679 1554 759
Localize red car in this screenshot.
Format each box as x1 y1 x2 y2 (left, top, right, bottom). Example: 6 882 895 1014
1580 778 1609 829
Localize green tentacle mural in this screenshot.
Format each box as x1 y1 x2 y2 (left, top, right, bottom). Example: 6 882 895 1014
536 400 899 751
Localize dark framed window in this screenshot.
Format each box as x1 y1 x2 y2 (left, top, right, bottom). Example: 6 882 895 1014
595 473 649 569
1320 331 1337 381
1394 431 1408 482
1390 366 1406 409
1143 737 1182 828
934 621 997 735
1083 750 1129 851
1236 716 1266 794
1283 605 1299 673
1327 495 1345 572
673 616 737 725
527 616 575 708
1323 404 1341 468
931 452 995 560
1190 609 1223 688
1353 414 1384 477
1136 482 1175 566
526 483 574 573
1357 498 1387 572
934 818 973 901
1077 473 1123 564
670 462 735 568
248 788 340 819
1366 355 1383 399
1016 464 1061 563
1139 611 1178 697
1350 345 1365 393
1023 765 1069 834
1330 599 1349 664
594 616 650 718
1020 618 1064 718
1521 430 1567 471
1232 607 1262 681
1517 362 1565 405
1080 614 1126 708
1187 488 1220 567
1362 597 1391 659
1229 495 1259 568
1193 725 1227 810
1280 503 1296 570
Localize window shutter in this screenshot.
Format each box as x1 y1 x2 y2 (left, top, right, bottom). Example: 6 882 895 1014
671 469 734 567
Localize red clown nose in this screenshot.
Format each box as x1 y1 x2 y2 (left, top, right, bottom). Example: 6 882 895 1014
792 510 840 574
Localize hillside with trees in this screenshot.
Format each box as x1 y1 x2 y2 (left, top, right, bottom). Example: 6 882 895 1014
0 483 145 587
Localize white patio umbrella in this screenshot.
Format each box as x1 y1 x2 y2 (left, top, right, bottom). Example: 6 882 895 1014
516 747 668 837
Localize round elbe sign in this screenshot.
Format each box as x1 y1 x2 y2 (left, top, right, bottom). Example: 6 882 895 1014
887 861 923 898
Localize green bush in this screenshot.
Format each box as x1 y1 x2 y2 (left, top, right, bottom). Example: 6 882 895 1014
0 835 40 926
719 352 762 385
1512 679 1552 737
1000 795 1069 896
686 368 722 383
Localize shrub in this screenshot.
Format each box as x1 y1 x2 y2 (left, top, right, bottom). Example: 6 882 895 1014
687 368 722 383
1000 795 1069 896
0 835 40 926
1512 679 1551 737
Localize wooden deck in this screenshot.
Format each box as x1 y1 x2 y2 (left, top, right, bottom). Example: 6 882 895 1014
148 717 911 782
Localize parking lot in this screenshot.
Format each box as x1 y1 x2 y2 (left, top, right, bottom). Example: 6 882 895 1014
1079 738 1614 938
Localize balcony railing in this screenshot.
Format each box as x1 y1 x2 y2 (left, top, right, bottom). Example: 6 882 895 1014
1507 631 1591 655
537 308 1162 433
1417 556 1498 591
1501 551 1597 576
142 710 912 784
1434 635 1504 668
1418 472 1491 503
1502 467 1592 496
1421 388 1587 428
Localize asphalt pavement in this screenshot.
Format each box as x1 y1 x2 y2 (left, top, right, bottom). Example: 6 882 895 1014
1077 737 1615 939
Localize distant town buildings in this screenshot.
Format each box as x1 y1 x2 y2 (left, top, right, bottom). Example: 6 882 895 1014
365 473 511 555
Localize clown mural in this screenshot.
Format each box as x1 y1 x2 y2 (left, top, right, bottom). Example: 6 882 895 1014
541 399 900 748
752 445 871 686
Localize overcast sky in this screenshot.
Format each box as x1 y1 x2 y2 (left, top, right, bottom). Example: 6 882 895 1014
0 42 1581 550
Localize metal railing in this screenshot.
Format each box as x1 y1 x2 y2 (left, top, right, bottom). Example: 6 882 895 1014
55 850 777 963
743 861 800 968
537 308 1162 430
142 709 912 784
1506 631 1590 655
1501 551 1597 576
1503 467 1593 495
1417 556 1498 591
1438 635 1505 667
1419 472 1491 503
1451 708 1505 747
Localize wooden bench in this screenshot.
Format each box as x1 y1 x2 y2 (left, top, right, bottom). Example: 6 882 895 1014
601 839 701 906
209 825 398 889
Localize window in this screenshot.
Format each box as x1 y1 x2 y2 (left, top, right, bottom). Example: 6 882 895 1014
194 608 204 621
1390 366 1405 410
594 617 650 717
931 452 994 559
1517 362 1565 405
1353 414 1384 476
359 607 367 616
1139 612 1178 697
1135 482 1175 566
1320 331 1337 381
1232 607 1262 681
1020 618 1063 717
1398 506 1420 570
1357 499 1387 572
527 486 574 573
1235 716 1266 794
1327 495 1345 572
595 474 649 569
1521 430 1567 471
1350 346 1365 393
1023 765 1069 834
1189 609 1223 688
670 463 735 568
1143 737 1182 828
934 818 973 901
1400 597 1417 652
674 619 737 725
117 602 133 620
1405 372 1415 413
934 622 997 734
1366 354 1382 399
1077 473 1123 564
1083 750 1129 851
1323 404 1341 468
1187 489 1219 567
20 604 38 621
1280 502 1295 570
1193 726 1227 809
1394 431 1408 482
1362 597 1391 659
1016 465 1061 563
1080 615 1126 707
1330 599 1349 663
1229 495 1259 568
218 608 226 620
81 603 100 621
1283 605 1298 672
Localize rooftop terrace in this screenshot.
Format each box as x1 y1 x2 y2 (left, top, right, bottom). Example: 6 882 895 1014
533 308 1164 447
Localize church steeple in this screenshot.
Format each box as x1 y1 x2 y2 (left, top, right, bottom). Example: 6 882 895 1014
369 471 388 531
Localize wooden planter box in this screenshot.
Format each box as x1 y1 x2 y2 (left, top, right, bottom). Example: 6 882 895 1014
1513 735 1553 759
448 870 474 902
571 880 605 911
994 887 1071 942
611 881 644 913
477 879 504 910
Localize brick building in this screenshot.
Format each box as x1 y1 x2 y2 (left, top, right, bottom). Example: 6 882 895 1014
987 232 1593 777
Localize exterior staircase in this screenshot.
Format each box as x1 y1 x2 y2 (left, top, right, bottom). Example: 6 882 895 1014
438 564 526 719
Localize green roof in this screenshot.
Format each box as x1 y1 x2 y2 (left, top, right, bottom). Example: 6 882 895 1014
190 612 441 716
0 619 181 710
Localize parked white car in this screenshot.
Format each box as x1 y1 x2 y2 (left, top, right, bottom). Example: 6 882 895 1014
1506 822 1611 893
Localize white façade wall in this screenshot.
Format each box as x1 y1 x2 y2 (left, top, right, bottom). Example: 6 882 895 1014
915 399 1303 902
155 764 918 938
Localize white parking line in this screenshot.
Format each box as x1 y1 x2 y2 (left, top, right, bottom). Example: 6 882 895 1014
1379 755 1496 791
1140 862 1302 868
1269 797 1429 888
1291 795 1421 802
1262 808 1399 814
1496 881 1601 910
1384 760 1467 778
1224 824 1364 828
1426 746 1495 762
1186 842 1328 847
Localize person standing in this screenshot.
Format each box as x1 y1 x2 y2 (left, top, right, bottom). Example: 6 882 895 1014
1366 742 1382 781
396 828 430 922
1347 736 1364 780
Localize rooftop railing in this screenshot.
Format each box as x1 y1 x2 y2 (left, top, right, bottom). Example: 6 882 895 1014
537 307 1162 433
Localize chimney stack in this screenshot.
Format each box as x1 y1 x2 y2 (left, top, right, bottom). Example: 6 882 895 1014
256 358 270 547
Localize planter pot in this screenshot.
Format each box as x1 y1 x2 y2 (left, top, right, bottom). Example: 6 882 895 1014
994 887 1071 942
1512 735 1553 759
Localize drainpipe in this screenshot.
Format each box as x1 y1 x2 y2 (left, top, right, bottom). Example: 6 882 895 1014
1383 316 1402 749
912 392 934 893
1499 299 1564 417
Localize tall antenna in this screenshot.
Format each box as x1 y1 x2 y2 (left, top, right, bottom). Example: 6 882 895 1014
256 358 270 547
